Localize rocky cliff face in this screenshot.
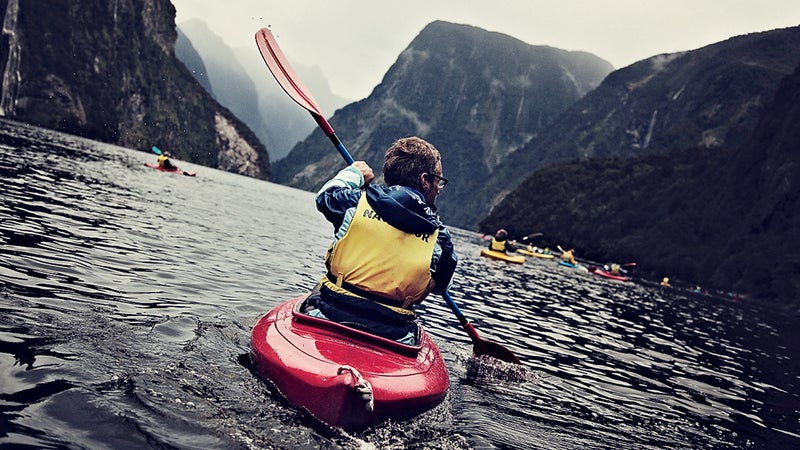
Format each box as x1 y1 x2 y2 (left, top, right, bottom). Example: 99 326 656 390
479 61 800 307
0 0 269 179
490 26 800 182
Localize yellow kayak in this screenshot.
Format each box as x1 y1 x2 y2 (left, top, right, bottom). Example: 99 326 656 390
517 249 555 259
480 249 525 264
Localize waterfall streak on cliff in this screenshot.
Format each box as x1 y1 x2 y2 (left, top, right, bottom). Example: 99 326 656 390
0 0 20 116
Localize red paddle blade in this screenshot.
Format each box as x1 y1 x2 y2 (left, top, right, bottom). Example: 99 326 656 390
255 27 324 116
464 322 521 364
474 339 522 364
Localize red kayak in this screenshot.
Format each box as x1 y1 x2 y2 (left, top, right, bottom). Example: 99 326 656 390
144 162 196 177
589 267 631 281
250 295 449 430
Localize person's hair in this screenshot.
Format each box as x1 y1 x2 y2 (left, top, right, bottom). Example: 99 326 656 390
383 137 441 191
495 229 508 240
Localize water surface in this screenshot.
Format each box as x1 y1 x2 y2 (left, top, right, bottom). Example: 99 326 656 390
1 120 798 449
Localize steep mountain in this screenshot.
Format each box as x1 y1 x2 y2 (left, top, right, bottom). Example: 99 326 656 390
174 28 211 93
272 20 613 226
176 20 267 159
176 19 351 161
479 62 800 308
0 0 269 178
714 61 800 305
484 26 800 221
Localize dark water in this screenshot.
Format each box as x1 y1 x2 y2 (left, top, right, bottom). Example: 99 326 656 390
1 119 798 449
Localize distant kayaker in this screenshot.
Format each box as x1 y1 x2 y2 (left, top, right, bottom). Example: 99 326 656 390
661 277 671 287
489 229 517 253
157 152 177 170
561 248 577 265
305 136 458 345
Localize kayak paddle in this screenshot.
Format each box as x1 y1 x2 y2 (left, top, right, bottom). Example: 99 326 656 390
442 292 521 364
151 146 162 155
255 26 521 364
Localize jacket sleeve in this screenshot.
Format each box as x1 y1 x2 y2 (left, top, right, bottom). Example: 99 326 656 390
431 225 458 294
315 165 364 231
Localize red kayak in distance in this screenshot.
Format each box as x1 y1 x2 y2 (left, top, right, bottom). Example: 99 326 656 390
588 267 631 282
250 295 450 431
144 162 196 177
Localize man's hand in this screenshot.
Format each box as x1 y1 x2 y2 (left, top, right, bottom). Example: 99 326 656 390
353 161 374 185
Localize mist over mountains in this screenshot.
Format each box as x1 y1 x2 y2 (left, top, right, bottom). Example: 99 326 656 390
176 19 351 161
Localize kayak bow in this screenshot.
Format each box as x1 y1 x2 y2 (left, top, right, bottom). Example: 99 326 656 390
480 248 525 264
517 249 555 259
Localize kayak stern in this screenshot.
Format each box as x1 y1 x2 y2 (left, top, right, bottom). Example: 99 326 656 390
250 296 449 430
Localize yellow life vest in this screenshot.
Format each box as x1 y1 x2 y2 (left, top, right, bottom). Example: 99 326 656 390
490 238 507 252
326 193 438 308
157 154 168 167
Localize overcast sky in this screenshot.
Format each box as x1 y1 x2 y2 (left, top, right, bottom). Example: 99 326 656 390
171 0 800 101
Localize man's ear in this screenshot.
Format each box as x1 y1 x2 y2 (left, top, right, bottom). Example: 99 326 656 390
420 173 431 190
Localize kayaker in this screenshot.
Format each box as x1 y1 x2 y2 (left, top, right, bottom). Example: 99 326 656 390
661 277 671 287
305 136 458 345
561 248 577 265
489 229 517 253
157 152 177 170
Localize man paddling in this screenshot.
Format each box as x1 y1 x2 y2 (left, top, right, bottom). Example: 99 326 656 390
488 228 517 253
304 136 458 345
157 152 177 171
561 248 577 265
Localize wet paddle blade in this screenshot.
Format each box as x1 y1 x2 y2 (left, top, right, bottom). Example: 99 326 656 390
255 28 324 117
473 339 522 364
460 309 522 365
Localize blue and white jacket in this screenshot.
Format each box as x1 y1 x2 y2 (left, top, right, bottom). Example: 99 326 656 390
315 165 458 297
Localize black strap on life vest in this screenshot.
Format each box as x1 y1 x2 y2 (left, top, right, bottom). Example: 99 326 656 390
325 272 412 310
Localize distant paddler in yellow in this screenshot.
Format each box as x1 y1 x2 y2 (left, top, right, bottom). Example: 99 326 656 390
480 229 524 263
489 229 517 253
560 248 577 265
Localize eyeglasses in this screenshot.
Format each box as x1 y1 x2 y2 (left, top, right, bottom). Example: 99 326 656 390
428 173 448 190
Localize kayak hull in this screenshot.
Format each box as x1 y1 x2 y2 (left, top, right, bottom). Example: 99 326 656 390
144 162 196 176
250 296 449 430
480 248 525 264
589 267 631 281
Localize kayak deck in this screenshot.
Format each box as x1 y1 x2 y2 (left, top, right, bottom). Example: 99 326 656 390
250 295 449 430
480 248 525 264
